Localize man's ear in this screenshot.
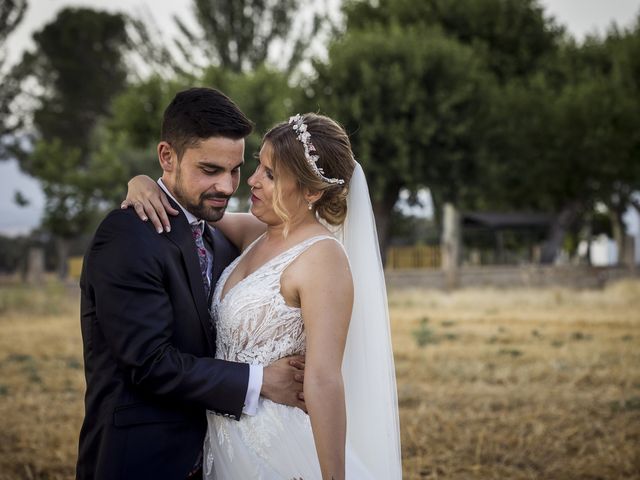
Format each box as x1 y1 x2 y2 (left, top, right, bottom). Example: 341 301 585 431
158 141 175 172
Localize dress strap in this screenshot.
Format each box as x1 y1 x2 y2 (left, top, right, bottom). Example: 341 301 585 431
274 235 342 273
241 233 265 254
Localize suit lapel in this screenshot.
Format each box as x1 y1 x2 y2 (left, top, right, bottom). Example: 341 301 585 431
207 225 228 286
164 202 215 353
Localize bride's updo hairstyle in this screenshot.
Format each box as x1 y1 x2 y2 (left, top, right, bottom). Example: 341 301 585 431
263 113 355 229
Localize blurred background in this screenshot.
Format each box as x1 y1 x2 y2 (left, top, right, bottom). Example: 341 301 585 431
0 0 639 479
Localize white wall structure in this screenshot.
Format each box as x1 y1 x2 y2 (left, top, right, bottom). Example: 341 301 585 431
590 235 618 266
623 205 640 264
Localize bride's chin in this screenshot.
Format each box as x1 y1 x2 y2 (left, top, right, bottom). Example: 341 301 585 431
249 207 270 224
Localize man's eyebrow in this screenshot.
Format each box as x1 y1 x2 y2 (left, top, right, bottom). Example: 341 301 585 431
197 159 245 170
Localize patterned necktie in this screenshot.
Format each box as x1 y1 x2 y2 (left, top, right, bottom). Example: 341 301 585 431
191 221 210 298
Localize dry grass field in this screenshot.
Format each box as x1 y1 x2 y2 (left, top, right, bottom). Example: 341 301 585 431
0 278 639 479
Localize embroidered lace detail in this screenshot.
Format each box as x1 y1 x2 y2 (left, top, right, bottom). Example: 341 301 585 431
206 235 337 466
211 234 338 366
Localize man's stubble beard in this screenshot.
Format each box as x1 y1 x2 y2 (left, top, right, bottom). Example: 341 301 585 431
173 168 229 222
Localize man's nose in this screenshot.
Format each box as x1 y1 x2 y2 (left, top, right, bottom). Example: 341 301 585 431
216 173 235 196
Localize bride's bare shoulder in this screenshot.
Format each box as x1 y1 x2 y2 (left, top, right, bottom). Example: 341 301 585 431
289 236 351 283
280 235 352 309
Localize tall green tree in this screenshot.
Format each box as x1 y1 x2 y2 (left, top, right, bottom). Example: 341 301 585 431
0 0 27 160
588 22 640 261
477 25 640 263
304 0 573 258
343 0 563 82
328 0 640 264
174 0 329 73
309 25 494 255
16 8 130 276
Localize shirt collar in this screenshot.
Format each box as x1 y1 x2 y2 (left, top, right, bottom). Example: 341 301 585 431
157 178 201 226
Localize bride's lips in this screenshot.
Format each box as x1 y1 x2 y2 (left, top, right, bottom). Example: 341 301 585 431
251 194 261 203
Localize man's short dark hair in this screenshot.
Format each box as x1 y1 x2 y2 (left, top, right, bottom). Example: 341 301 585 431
161 87 253 159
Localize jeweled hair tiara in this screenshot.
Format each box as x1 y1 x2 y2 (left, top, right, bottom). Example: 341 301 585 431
288 114 345 185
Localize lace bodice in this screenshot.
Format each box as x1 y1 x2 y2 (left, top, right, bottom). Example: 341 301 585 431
212 234 337 365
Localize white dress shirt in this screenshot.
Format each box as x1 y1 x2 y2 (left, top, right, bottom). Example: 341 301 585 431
158 179 262 416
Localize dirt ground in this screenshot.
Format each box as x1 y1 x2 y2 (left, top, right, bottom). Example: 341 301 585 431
0 279 638 479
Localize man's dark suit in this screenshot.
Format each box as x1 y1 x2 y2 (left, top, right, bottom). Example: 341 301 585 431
76 203 247 480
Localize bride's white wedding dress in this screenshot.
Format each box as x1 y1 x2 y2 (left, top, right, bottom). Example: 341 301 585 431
204 163 402 479
204 234 373 479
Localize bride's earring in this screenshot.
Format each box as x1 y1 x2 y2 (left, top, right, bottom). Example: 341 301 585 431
308 202 313 211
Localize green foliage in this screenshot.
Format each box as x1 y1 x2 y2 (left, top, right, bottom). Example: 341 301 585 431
10 7 131 275
99 75 192 195
0 0 27 159
3 0 638 269
498 348 523 357
310 24 494 251
29 139 101 238
0 234 28 273
21 8 129 154
609 396 640 413
343 0 564 81
202 66 300 164
174 0 328 74
320 0 639 261
412 317 437 347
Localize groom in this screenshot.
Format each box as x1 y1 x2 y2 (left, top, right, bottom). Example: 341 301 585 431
77 88 304 479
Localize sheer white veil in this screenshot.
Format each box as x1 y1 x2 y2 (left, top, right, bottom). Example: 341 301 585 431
335 162 402 479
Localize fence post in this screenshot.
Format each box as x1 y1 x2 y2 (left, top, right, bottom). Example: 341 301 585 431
623 234 636 270
441 203 461 289
26 247 45 285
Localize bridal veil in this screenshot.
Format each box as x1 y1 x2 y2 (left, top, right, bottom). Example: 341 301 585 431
337 162 403 479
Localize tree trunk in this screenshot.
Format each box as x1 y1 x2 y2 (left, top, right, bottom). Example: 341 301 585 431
540 201 582 264
608 208 626 266
56 237 70 280
372 190 400 266
609 204 635 265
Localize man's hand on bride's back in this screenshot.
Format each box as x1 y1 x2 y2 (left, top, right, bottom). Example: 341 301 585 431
262 355 306 412
121 175 179 233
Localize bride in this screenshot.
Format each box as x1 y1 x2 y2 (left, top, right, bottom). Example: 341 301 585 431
125 113 402 479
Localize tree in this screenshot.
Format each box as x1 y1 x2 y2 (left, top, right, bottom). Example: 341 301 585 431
589 23 640 262
327 0 639 264
202 65 300 166
475 27 640 263
15 8 131 277
173 0 329 74
308 25 494 256
0 0 27 160
343 0 564 82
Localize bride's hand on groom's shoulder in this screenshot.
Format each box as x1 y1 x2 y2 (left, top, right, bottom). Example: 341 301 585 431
262 355 306 412
121 175 179 233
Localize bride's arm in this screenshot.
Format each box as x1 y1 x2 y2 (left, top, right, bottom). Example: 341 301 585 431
292 239 353 480
123 175 266 250
213 213 266 251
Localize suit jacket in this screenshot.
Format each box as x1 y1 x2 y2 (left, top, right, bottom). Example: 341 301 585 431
76 203 247 480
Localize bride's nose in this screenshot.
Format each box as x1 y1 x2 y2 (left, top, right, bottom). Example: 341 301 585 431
248 167 263 189
248 171 258 188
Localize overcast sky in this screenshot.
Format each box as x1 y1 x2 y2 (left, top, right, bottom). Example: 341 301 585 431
1 0 639 235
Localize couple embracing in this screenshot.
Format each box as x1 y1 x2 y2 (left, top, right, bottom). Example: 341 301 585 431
77 87 401 479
